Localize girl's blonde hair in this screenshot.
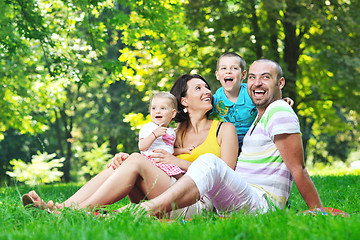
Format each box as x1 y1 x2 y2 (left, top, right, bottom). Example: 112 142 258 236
150 92 177 110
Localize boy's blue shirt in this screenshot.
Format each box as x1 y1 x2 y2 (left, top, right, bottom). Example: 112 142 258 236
213 83 257 135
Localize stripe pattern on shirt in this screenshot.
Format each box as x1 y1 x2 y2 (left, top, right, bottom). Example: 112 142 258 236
236 100 300 208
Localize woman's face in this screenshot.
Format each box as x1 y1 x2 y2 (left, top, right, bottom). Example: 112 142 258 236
181 78 212 112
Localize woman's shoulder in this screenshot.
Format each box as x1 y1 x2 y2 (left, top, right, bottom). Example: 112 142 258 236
217 121 235 128
174 122 186 147
217 121 237 135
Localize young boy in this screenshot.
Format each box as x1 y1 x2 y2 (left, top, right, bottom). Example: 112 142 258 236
212 52 257 154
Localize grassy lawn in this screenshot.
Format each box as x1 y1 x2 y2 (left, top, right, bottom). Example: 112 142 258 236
1 171 359 240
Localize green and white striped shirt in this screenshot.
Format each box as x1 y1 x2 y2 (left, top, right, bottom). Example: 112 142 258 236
236 100 300 208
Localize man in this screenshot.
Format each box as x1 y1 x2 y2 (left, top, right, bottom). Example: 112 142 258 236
141 59 322 216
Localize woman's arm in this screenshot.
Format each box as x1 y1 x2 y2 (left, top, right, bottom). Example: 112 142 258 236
217 122 238 170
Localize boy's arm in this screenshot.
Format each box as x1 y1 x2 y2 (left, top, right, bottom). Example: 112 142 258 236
274 133 322 209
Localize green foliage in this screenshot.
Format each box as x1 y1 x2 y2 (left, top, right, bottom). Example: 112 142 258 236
308 160 360 177
180 0 360 163
6 152 64 186
78 142 113 181
118 0 199 92
124 112 151 133
1 0 360 185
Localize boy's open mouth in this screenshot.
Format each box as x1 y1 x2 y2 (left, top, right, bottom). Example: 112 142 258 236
155 116 163 119
224 77 233 83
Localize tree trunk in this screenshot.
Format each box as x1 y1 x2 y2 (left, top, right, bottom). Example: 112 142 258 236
60 106 72 182
282 0 310 161
282 4 300 111
250 0 263 58
109 135 118 156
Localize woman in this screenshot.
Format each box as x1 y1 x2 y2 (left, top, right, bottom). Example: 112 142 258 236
23 74 238 218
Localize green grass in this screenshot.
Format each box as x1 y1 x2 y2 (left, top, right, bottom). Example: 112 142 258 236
1 173 359 240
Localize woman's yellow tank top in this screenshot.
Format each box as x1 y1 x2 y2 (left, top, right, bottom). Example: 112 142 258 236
176 120 221 162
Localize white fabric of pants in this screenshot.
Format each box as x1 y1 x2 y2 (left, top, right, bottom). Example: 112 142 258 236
167 177 214 219
185 153 271 214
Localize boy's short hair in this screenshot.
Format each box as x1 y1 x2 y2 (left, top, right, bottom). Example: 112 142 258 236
150 92 177 110
217 52 246 71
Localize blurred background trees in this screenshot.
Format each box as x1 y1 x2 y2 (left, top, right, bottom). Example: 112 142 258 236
1 0 359 185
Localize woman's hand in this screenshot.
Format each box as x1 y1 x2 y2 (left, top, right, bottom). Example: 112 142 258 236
173 146 195 155
107 152 129 169
150 149 175 164
151 149 192 170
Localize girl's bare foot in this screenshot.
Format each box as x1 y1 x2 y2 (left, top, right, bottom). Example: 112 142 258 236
138 201 167 218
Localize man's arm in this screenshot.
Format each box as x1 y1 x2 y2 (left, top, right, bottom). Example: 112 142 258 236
274 133 322 209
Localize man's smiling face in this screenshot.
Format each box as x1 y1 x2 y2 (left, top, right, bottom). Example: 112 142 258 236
247 60 285 113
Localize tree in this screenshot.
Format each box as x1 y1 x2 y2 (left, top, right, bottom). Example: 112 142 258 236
182 0 360 161
1 0 196 184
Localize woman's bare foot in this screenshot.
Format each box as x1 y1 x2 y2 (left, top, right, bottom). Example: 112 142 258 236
22 191 61 214
22 191 48 210
47 200 62 214
55 202 64 210
139 202 151 213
